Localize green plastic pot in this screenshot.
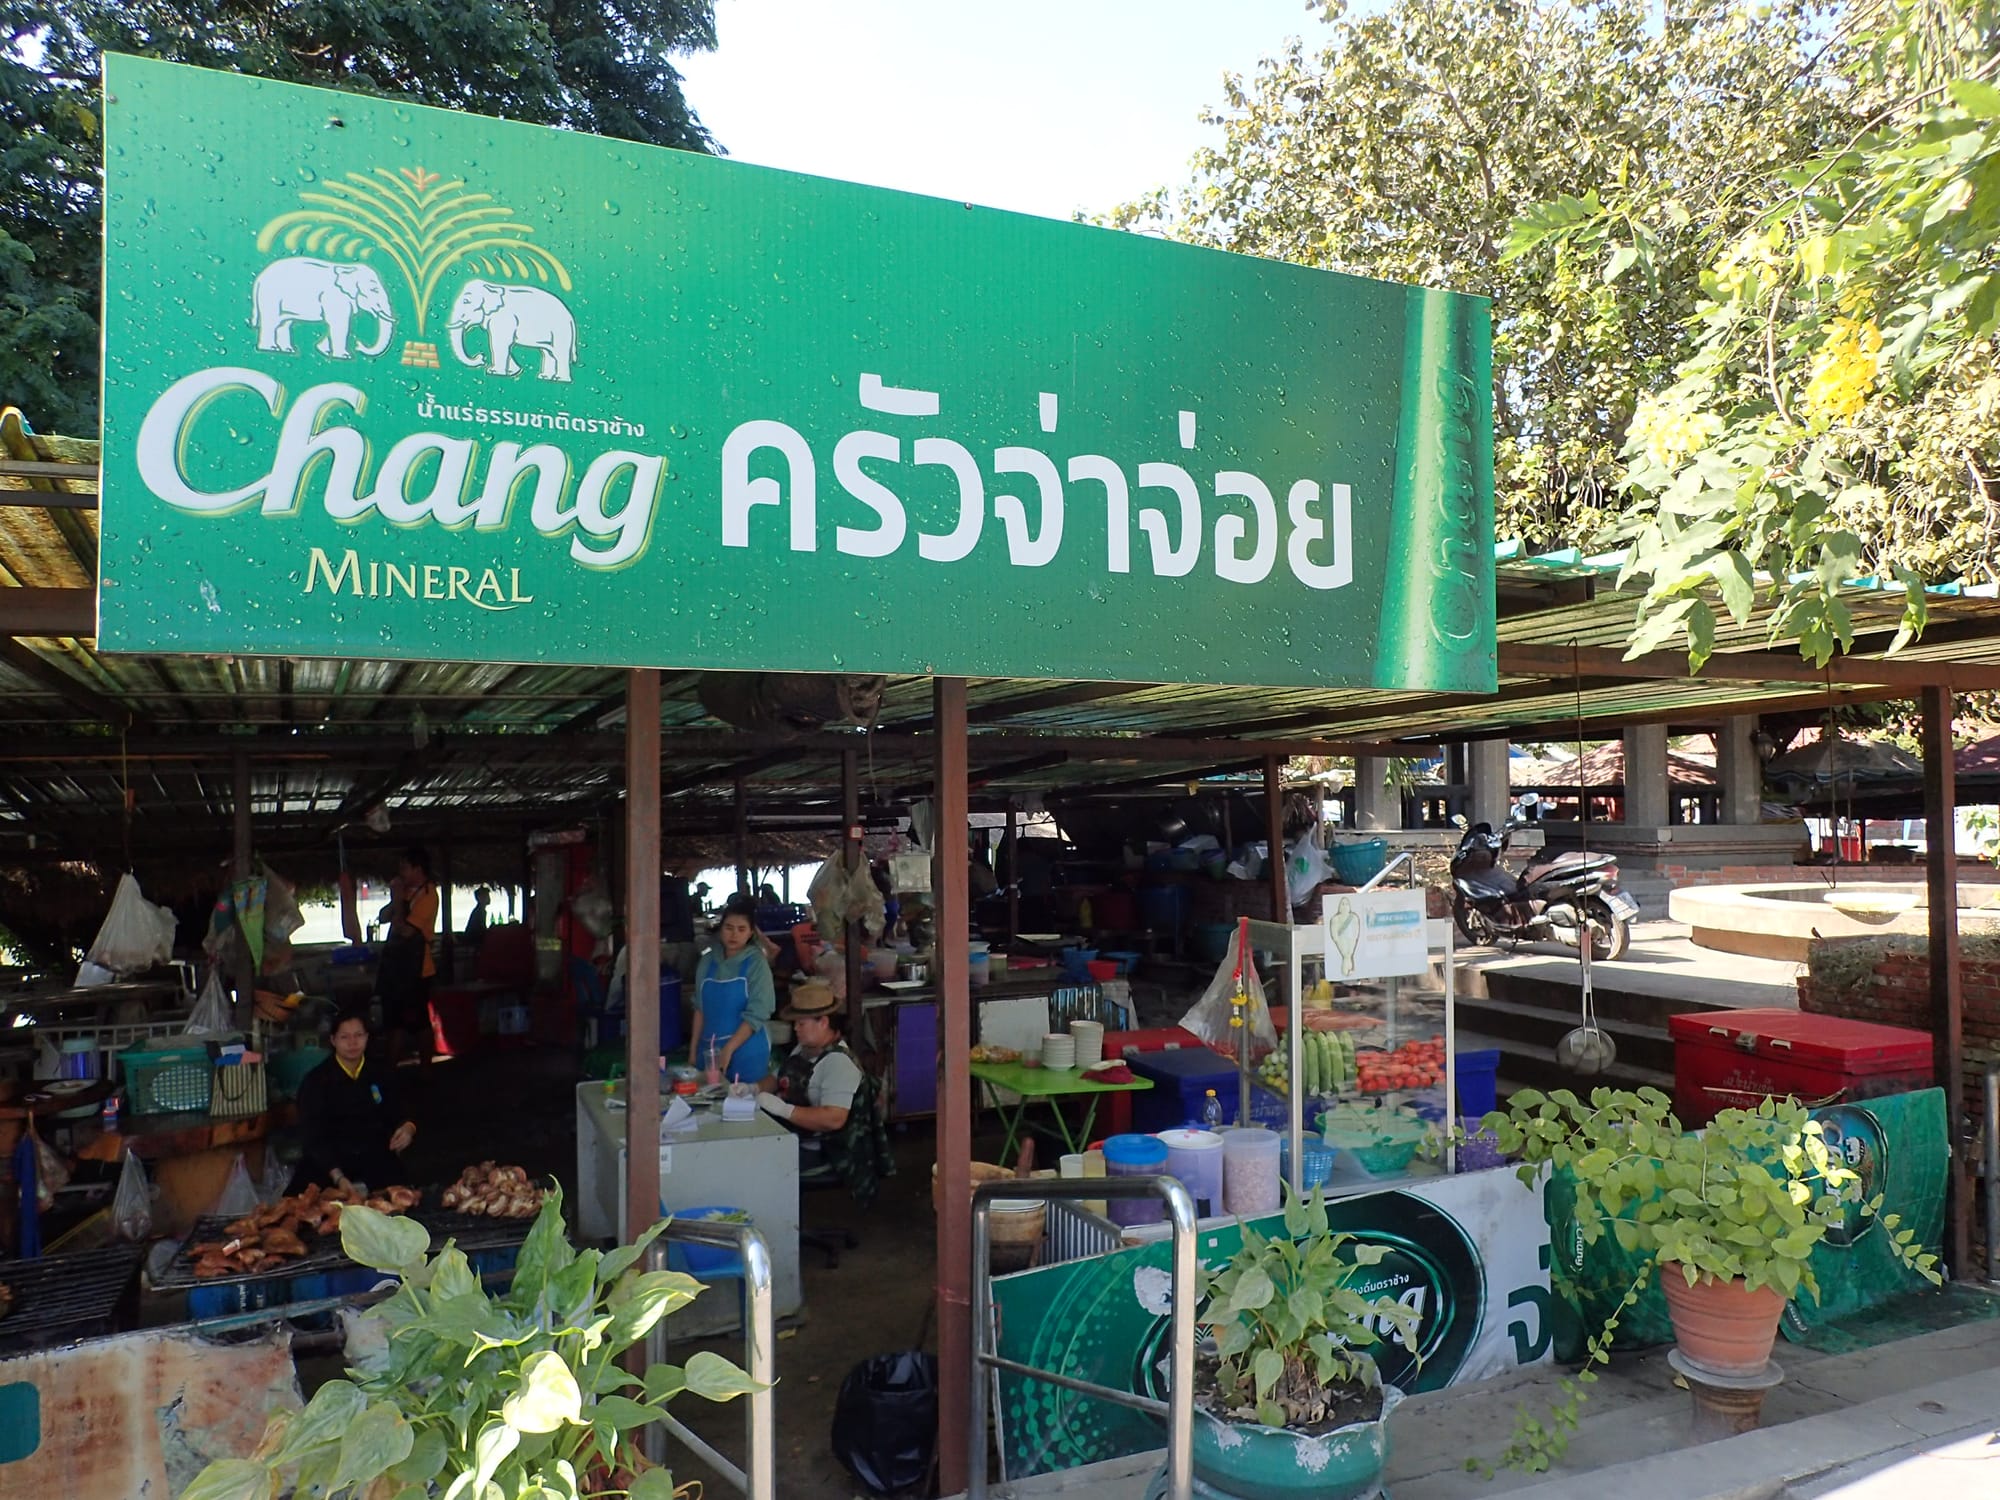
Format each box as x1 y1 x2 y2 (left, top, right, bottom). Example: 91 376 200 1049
1185 1385 1401 1500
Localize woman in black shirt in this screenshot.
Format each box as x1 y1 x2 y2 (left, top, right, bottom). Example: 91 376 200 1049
290 1008 417 1193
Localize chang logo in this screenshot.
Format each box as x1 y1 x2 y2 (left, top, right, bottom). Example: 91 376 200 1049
1816 1105 1888 1248
252 166 576 381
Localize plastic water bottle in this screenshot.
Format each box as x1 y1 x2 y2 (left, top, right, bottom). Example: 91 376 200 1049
1201 1088 1224 1130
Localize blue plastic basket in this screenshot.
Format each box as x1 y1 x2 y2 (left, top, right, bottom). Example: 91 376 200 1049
663 1206 749 1280
1330 839 1389 886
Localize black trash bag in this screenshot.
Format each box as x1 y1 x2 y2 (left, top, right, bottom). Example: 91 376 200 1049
832 1349 938 1496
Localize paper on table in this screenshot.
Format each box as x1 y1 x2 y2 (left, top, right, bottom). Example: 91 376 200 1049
660 1095 700 1137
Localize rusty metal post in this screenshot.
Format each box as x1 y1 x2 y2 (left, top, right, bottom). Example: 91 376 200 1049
843 746 865 1037
1921 686 1970 1276
933 677 972 1495
624 669 662 1246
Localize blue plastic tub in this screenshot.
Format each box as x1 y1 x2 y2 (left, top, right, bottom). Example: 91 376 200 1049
1455 1048 1501 1121
1139 885 1187 932
1279 1138 1339 1189
1330 839 1389 886
664 1206 749 1280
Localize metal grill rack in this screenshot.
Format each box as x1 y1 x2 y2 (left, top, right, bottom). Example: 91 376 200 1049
150 1215 356 1292
0 1243 145 1355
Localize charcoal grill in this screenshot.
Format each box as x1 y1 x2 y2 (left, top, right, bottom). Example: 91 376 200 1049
413 1205 540 1253
151 1214 360 1292
0 1243 144 1355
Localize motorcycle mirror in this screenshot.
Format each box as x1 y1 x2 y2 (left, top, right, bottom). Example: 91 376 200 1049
1451 814 1469 829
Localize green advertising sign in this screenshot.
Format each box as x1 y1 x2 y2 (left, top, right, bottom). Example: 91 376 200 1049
98 57 1495 689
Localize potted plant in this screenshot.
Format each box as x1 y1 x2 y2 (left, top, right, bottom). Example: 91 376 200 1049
1479 1086 1939 1471
1187 1184 1419 1500
182 1190 758 1500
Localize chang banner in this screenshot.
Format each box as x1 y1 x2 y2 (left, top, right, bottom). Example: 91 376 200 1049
991 1168 1550 1481
97 57 1496 689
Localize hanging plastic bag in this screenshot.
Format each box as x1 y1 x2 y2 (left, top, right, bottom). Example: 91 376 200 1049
1286 831 1333 910
208 1152 260 1222
112 1149 154 1241
831 1350 938 1496
808 852 886 943
187 968 234 1035
84 873 179 976
260 862 305 944
1177 924 1278 1063
27 1118 69 1213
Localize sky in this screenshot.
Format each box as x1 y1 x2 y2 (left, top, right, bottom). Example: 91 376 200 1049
673 0 1331 224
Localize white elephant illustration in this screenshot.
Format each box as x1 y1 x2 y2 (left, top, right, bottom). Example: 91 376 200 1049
250 257 395 360
447 280 577 382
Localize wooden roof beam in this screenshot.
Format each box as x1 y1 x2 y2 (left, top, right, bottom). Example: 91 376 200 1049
1419 686 1908 743
1499 641 2000 692
0 588 94 637
0 639 136 728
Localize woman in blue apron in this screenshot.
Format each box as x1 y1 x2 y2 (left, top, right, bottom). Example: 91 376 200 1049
689 902 776 1084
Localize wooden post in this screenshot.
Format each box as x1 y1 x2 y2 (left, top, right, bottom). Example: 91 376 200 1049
1921 686 1970 1276
842 746 864 1038
933 677 972 1495
231 748 252 880
623 669 662 1246
438 842 455 981
1264 755 1287 924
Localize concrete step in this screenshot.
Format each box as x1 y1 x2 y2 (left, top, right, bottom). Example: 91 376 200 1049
1459 993 1676 1076
1473 965 1748 1030
1489 1033 1674 1097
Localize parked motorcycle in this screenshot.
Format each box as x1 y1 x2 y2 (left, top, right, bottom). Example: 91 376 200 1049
1450 805 1636 960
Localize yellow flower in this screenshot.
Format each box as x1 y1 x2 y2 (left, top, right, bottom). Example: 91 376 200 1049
1628 394 1721 470
1803 318 1882 423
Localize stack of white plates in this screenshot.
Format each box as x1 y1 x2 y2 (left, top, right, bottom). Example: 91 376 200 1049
1070 1019 1105 1070
1041 1032 1077 1070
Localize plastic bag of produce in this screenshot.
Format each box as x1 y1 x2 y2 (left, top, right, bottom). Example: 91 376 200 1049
1177 925 1278 1062
831 1349 938 1495
187 968 234 1034
112 1148 154 1241
1285 831 1333 908
83 872 178 977
208 1152 260 1222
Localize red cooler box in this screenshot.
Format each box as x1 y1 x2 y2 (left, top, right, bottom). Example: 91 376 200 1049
1668 1008 1932 1125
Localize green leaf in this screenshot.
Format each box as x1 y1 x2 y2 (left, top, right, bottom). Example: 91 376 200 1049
177 1459 274 1500
602 1270 703 1352
391 1427 448 1485
341 1204 431 1273
684 1349 762 1403
1228 1267 1276 1315
273 1379 366 1464
599 1218 673 1284
631 1470 680 1500
427 1243 481 1304
1251 1347 1285 1399
1948 80 2000 118
509 1188 575 1307
593 1394 665 1431
643 1363 688 1403
504 1351 585 1434
1603 245 1639 284
332 1401 414 1492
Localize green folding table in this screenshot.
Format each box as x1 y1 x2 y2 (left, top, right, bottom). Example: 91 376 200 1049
967 1060 1154 1159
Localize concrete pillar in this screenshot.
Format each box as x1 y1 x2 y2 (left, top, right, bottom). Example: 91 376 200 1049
1717 717 1762 826
1354 757 1404 831
1468 738 1512 829
1623 724 1670 826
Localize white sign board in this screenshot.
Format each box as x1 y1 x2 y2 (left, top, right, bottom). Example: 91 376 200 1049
1323 888 1430 980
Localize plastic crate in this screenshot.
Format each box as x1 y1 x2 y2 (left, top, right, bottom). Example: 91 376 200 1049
120 1040 214 1116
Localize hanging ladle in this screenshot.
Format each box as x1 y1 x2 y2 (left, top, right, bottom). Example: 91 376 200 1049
1556 912 1618 1075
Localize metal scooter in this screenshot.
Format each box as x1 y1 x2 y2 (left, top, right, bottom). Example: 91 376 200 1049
1450 797 1636 960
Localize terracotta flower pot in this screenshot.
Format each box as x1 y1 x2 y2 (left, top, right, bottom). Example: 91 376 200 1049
1658 1262 1787 1377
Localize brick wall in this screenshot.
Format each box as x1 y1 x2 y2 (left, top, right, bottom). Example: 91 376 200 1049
1796 947 1998 1127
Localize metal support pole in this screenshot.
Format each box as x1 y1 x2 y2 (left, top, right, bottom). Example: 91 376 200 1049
733 775 750 900
623 669 662 1248
934 676 973 1496
969 1176 1197 1500
1922 686 1971 1276
645 1221 775 1500
1005 798 1020 945
842 747 865 1039
1986 1067 1998 1285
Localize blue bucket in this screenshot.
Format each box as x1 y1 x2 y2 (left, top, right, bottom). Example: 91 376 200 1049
663 1206 749 1280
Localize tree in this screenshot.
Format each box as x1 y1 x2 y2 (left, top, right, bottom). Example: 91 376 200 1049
1109 0 1873 557
1510 0 2000 666
0 0 718 434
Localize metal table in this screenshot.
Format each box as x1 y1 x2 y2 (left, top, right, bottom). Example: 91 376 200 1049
966 1060 1152 1158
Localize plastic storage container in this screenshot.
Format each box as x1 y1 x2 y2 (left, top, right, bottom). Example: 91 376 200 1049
1455 1047 1502 1121
1101 1133 1169 1227
1668 1008 1933 1126
1330 838 1389 886
664 1205 750 1280
1221 1127 1282 1218
1279 1136 1339 1190
1156 1128 1225 1217
1126 1048 1242 1133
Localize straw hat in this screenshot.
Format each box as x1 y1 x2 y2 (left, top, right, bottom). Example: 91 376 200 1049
781 980 839 1022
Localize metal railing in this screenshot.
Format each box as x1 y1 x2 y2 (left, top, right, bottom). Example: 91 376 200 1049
642 1220 776 1500
1042 1198 1121 1266
969 1175 1199 1500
